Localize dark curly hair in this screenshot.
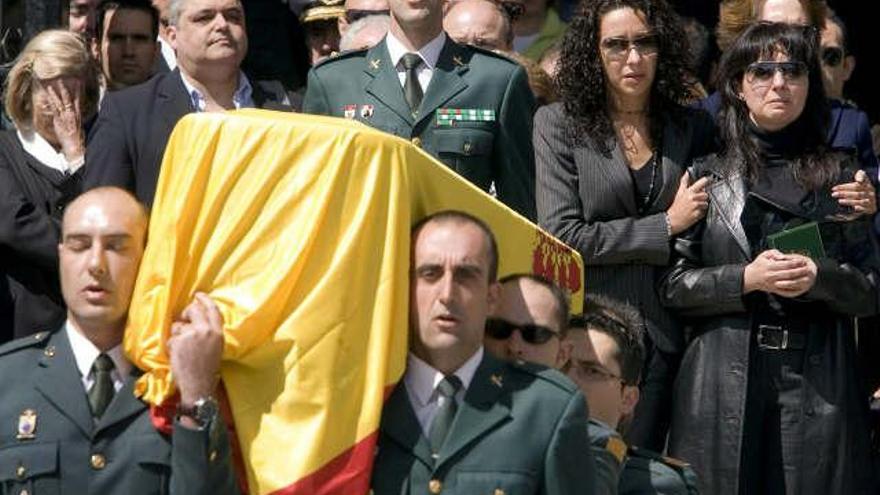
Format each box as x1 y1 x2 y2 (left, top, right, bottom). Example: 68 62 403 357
556 0 697 154
716 21 835 189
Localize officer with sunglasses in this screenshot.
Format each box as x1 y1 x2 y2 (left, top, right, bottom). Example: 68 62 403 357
564 297 699 495
484 273 572 369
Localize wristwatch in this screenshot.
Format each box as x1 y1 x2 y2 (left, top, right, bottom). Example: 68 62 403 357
177 396 219 427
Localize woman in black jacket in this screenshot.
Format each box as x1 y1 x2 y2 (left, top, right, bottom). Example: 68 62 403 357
660 22 880 495
1 30 99 342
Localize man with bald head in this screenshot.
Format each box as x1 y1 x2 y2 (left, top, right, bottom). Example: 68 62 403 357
443 0 512 51
0 187 240 494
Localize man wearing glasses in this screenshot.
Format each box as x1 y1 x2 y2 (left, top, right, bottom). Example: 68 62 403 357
565 297 698 495
484 274 570 369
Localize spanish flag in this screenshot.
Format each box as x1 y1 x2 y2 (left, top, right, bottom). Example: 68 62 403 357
124 110 583 494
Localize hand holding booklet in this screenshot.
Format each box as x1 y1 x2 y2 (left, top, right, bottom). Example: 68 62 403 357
766 221 826 260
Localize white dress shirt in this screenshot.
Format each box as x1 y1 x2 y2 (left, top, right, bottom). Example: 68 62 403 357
404 346 483 437
65 321 131 395
179 71 255 112
158 36 177 71
385 31 447 94
16 129 84 174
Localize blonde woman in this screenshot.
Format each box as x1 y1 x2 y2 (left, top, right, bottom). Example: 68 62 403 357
0 29 99 342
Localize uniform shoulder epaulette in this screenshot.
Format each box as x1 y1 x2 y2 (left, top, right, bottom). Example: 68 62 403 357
466 44 519 65
508 359 578 393
0 331 51 357
312 47 368 69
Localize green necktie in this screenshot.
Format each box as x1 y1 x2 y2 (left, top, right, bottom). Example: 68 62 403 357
428 374 462 456
88 353 116 419
401 53 423 113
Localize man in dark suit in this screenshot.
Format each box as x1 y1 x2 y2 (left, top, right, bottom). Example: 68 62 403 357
301 0 536 220
0 187 239 494
84 0 292 206
372 210 595 494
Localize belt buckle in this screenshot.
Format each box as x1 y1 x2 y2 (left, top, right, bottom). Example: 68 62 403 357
757 324 788 350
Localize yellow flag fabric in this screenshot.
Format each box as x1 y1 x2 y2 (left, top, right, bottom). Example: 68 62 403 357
124 110 584 495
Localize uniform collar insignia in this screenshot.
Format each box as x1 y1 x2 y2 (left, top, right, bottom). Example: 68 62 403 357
369 58 381 70
452 55 464 67
490 374 503 388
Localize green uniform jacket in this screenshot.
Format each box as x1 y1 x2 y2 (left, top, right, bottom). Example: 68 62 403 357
619 446 699 495
302 36 537 220
588 418 626 495
371 352 596 494
0 330 240 495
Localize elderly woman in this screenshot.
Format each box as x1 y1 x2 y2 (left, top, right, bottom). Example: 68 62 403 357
533 0 713 451
661 22 879 494
0 29 99 342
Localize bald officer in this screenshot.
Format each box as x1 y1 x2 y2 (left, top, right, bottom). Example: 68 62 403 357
302 0 536 220
0 187 239 494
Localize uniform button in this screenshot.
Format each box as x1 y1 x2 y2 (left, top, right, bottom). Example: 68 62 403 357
16 464 26 479
91 453 106 470
805 408 815 417
44 346 56 358
428 479 442 494
494 490 505 495
463 142 472 155
19 489 29 495
411 137 422 148
209 450 218 462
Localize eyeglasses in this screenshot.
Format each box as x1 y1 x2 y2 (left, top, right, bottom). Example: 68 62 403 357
821 46 844 67
600 35 659 60
745 61 808 88
572 360 625 384
345 8 390 23
485 318 559 345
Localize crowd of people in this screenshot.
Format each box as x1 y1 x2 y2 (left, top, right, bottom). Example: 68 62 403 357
1 0 879 493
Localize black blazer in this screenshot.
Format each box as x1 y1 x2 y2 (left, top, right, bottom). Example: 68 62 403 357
84 69 293 206
534 102 714 353
0 131 76 342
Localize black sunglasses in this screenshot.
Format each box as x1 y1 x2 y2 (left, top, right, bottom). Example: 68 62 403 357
821 46 844 67
485 318 559 345
345 8 390 23
745 61 808 84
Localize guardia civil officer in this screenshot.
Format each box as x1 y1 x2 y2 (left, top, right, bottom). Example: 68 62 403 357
564 297 699 495
0 187 239 494
301 0 537 220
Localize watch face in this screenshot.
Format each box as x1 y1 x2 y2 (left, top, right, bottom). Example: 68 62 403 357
195 397 219 423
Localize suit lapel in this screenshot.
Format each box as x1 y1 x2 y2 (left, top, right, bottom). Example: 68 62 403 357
655 116 689 211
34 330 93 438
590 141 638 215
380 381 435 468
94 370 148 435
413 40 469 129
710 173 751 257
364 41 415 126
158 69 195 130
435 354 510 469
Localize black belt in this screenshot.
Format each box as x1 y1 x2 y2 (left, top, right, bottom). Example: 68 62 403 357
756 324 807 351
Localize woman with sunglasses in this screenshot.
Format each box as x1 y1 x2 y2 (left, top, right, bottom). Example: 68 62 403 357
0 30 99 343
660 22 880 494
534 0 712 452
709 0 878 217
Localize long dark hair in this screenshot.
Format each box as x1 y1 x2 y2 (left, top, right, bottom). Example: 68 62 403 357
716 21 835 189
556 0 696 154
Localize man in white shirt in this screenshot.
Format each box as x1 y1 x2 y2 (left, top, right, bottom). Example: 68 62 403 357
372 210 596 494
85 0 292 206
0 187 239 494
302 0 537 220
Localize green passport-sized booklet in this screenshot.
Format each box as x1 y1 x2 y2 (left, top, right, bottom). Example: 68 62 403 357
767 221 826 259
